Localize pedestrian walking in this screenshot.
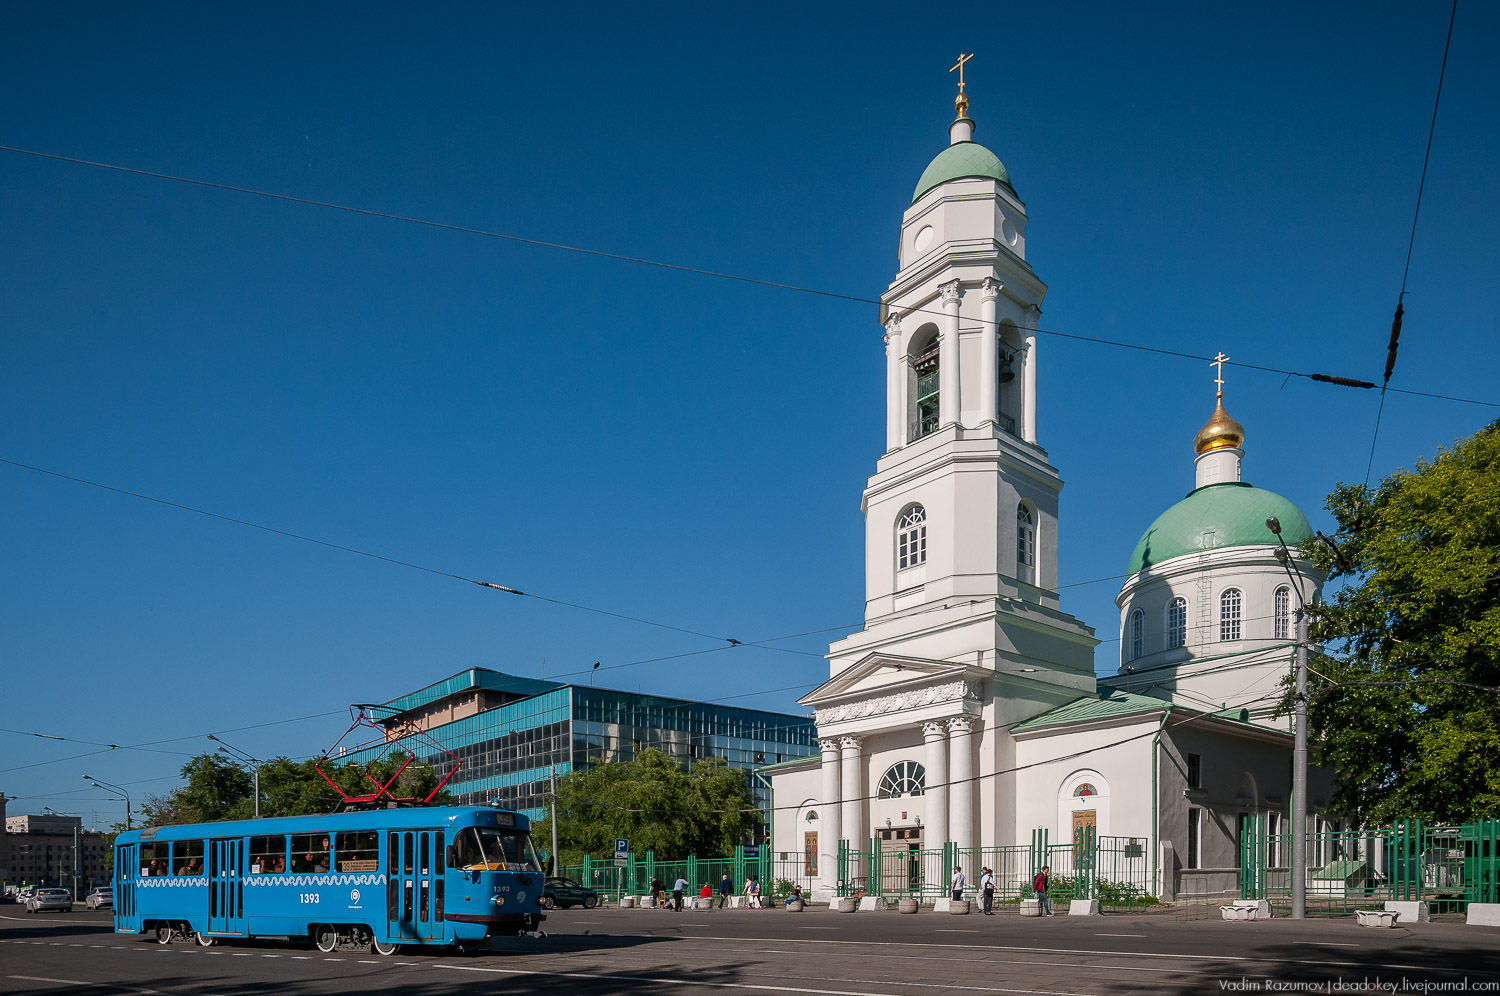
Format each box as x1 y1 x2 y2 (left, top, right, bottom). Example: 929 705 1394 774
746 874 763 909
950 865 966 902
672 875 689 912
980 866 994 915
1033 865 1053 916
717 872 733 909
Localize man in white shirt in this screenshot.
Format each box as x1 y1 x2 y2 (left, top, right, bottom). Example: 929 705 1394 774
979 866 995 914
950 865 966 902
672 876 689 911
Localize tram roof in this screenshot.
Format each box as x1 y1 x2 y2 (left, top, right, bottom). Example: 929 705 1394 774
112 804 529 845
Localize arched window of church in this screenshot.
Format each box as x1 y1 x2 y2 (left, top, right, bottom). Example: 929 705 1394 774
1017 504 1036 583
1129 609 1144 660
1073 783 1098 797
910 332 941 440
1274 586 1290 639
878 760 926 799
897 505 927 571
1167 597 1188 649
1219 588 1242 641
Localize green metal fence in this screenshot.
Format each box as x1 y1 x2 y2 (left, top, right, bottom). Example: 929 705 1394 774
558 845 772 903
1238 817 1500 915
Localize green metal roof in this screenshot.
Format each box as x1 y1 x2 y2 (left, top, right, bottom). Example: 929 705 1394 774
1011 687 1169 732
377 668 563 717
913 140 1011 203
1126 482 1312 576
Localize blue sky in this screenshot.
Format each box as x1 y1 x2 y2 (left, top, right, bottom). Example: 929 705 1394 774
3 2 1496 828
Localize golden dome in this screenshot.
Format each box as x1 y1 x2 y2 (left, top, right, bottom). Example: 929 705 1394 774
1194 394 1246 455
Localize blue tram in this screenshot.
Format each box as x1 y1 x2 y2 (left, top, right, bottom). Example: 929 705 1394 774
112 805 546 954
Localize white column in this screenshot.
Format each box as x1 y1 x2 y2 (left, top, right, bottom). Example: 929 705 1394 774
922 721 949 848
978 278 1001 426
818 738 842 893
938 280 963 428
948 717 977 855
1022 305 1039 444
884 315 905 450
839 736 864 885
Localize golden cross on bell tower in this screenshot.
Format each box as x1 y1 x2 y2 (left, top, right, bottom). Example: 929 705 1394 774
950 52 974 92
1210 352 1231 398
950 52 974 118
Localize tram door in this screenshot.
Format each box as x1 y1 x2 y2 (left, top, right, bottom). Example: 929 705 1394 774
208 839 245 935
386 831 441 941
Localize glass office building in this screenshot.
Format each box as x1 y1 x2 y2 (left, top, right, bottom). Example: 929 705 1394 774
335 668 816 824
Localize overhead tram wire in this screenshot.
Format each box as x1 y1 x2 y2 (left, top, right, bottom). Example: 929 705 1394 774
0 456 742 648
1 145 1494 411
1364 0 1462 485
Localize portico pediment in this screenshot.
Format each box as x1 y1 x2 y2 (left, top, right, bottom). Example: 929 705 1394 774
800 653 983 732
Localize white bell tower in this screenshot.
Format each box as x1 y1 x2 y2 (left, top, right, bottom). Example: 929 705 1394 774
827 73 1096 691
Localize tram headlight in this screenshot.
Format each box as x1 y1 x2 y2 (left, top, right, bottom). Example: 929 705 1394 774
490 896 505 906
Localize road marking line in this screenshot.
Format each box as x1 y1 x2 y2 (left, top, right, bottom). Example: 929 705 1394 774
231 952 252 956
1292 941 1360 947
261 953 280 957
291 955 312 960
358 959 382 964
934 929 978 933
1093 933 1146 938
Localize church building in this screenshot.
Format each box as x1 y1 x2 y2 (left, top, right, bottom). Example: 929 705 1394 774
767 69 1331 901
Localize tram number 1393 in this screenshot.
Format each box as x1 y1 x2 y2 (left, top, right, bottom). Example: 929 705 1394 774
299 893 320 904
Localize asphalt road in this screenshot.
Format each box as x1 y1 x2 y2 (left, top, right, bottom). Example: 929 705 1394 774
2 904 1497 995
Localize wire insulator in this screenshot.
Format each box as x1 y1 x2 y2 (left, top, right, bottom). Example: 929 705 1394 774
1310 374 1375 389
1383 302 1404 384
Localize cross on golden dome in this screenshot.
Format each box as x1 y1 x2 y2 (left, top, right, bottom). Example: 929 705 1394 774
1195 351 1245 455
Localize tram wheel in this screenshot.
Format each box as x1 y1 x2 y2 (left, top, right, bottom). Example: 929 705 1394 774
315 926 339 953
372 939 399 957
194 932 216 947
155 925 173 945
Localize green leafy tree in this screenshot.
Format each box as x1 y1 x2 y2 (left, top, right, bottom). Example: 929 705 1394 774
142 751 451 825
1305 419 1500 823
533 749 760 864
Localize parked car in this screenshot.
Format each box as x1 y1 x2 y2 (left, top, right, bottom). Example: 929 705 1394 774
25 888 73 914
85 887 113 910
541 876 599 909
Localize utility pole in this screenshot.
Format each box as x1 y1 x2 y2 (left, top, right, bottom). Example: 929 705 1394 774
1267 516 1309 920
549 765 560 878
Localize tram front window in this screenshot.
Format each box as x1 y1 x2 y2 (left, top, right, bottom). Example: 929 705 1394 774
451 827 544 872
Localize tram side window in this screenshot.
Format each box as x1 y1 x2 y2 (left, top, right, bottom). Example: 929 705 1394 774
140 841 170 876
337 831 379 872
173 839 205 876
291 833 331 874
250 836 286 875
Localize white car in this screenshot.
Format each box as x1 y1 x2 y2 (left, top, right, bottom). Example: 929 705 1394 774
85 887 113 910
25 888 73 914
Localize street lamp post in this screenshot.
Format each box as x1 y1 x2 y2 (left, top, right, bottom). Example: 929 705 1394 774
1266 516 1310 921
82 776 132 830
208 734 263 819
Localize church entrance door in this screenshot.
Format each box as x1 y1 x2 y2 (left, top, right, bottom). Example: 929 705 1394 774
1072 810 1097 857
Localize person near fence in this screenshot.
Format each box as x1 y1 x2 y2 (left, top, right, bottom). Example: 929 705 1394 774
784 885 804 907
980 866 994 915
672 875 689 912
649 875 664 909
746 874 763 909
1033 865 1053 916
950 865 966 902
699 883 713 900
718 872 733 909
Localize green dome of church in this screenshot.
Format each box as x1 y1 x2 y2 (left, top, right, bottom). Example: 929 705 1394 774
1126 482 1312 576
913 140 1011 203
